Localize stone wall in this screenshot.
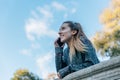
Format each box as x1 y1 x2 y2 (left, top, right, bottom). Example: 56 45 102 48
62 56 120 80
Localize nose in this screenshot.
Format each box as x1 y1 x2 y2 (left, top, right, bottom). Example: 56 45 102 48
58 30 62 35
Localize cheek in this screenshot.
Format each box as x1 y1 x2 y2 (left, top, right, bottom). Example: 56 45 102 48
62 29 71 37
63 31 72 41
65 32 72 38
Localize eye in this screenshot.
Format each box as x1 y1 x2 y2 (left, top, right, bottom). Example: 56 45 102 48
61 27 65 30
59 26 66 31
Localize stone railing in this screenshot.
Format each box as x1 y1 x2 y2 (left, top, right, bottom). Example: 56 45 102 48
62 56 120 80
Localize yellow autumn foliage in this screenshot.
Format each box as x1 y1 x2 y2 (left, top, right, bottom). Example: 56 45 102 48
14 69 29 76
92 0 120 57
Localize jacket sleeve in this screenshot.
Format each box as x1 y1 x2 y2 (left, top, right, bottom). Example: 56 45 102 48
58 47 99 78
58 52 94 78
55 47 67 72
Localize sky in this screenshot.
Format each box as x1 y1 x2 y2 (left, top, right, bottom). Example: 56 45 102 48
0 0 110 80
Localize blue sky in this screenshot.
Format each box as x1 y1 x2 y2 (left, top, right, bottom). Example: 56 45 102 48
0 0 110 80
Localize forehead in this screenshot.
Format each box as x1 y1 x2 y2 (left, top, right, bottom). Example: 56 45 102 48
60 23 69 28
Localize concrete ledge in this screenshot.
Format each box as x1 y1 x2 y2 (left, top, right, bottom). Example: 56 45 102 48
62 56 120 80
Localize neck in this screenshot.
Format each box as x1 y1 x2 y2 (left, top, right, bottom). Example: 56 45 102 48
66 37 73 48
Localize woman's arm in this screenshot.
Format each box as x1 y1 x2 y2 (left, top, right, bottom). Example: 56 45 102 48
58 47 99 78
57 54 94 78
55 47 67 72
56 37 100 78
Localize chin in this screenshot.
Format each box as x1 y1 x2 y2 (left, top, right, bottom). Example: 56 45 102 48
60 39 65 43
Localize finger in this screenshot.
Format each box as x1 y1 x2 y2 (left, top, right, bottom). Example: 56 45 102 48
54 38 60 47
61 43 65 47
54 37 59 43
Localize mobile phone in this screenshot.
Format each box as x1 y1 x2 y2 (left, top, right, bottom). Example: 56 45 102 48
57 38 64 47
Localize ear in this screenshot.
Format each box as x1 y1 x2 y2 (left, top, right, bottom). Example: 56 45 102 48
71 30 77 35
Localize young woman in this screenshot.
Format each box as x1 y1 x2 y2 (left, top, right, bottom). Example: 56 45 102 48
54 21 99 79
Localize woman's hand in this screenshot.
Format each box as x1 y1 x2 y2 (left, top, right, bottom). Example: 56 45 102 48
57 72 61 79
54 38 64 48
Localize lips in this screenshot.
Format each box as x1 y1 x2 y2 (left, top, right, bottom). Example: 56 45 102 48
60 34 64 38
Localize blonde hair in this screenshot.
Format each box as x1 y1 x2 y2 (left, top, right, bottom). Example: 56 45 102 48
63 21 88 61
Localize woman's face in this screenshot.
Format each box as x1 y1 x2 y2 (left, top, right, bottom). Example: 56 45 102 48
59 23 73 43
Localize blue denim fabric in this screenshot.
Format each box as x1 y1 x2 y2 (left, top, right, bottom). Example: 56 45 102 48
55 37 100 78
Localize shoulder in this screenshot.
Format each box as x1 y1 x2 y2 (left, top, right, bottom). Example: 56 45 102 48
80 36 93 48
63 47 69 56
80 37 100 63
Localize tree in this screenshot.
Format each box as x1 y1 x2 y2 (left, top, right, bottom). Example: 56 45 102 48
11 69 41 80
92 0 120 57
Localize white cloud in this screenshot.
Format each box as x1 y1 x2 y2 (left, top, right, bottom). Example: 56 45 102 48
25 19 58 41
31 10 39 19
20 42 40 56
99 56 110 61
20 49 31 56
25 6 58 41
70 1 78 6
52 1 67 11
36 51 54 78
37 7 53 18
64 13 68 19
31 43 40 49
71 8 77 14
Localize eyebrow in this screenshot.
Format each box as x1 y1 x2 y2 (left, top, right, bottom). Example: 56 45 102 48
59 26 65 30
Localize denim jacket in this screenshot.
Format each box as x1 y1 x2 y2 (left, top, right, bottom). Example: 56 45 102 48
55 37 100 78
